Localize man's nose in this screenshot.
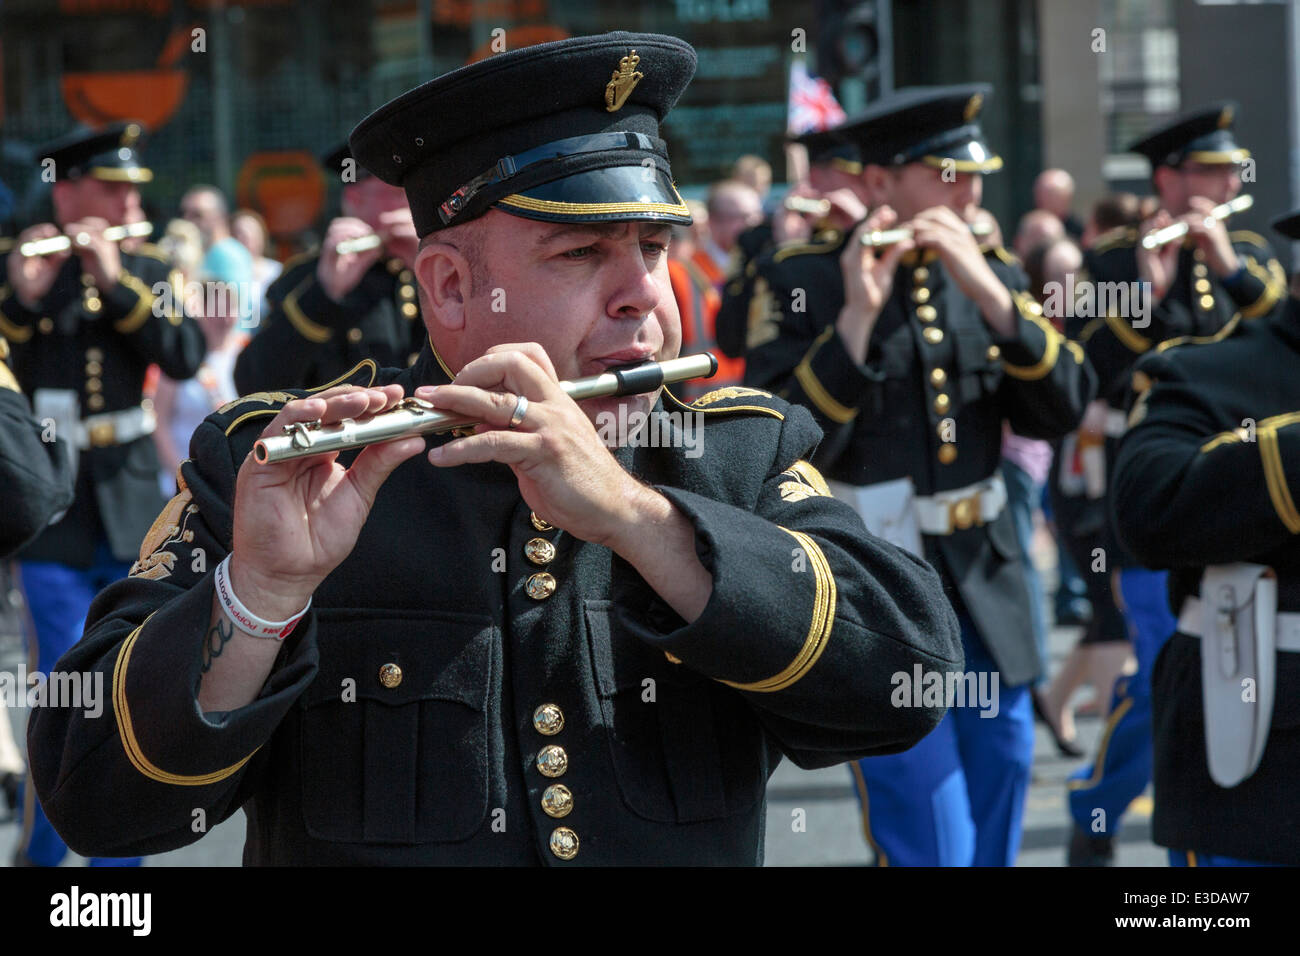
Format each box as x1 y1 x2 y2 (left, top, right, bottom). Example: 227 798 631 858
608 244 662 319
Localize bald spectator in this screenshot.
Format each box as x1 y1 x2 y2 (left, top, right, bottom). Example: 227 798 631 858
731 154 772 204
1081 192 1142 249
1014 208 1066 261
700 180 763 278
180 185 233 253
1034 168 1084 239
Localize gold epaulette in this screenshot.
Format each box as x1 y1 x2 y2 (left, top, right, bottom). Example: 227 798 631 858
215 359 379 436
131 242 170 263
1155 314 1243 354
1090 227 1137 255
1228 230 1271 250
664 384 785 421
772 231 842 264
984 245 1020 268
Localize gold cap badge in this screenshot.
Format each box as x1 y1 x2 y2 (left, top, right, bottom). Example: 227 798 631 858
1218 105 1234 129
963 93 983 123
605 50 644 113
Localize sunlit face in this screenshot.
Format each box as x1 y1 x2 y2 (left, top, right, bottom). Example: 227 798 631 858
1158 161 1242 214
54 178 141 227
231 214 266 258
341 177 412 232
423 210 680 427
179 190 226 246
877 163 983 221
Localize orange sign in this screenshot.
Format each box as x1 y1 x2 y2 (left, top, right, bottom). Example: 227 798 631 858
59 25 193 130
235 152 327 237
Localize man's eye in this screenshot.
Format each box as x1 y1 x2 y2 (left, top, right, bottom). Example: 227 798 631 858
642 241 669 256
562 246 594 259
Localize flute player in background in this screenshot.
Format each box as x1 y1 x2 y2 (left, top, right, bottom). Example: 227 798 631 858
29 33 961 866
233 142 425 394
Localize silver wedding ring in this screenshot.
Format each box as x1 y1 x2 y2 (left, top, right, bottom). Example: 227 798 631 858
508 394 529 429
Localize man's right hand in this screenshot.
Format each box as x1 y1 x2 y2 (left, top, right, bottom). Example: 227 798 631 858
1135 209 1180 301
316 217 384 303
228 384 426 619
8 224 70 309
835 207 913 366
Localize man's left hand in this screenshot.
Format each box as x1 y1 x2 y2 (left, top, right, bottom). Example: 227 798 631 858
64 217 121 290
1185 196 1239 278
910 206 1014 335
417 343 657 551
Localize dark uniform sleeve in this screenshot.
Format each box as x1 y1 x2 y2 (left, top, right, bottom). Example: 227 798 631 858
235 255 343 394
26 401 322 857
1080 234 1286 403
1113 348 1300 568
611 399 963 767
0 352 74 557
985 250 1096 438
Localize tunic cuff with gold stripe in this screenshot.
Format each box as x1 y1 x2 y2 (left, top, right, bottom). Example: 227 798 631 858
114 574 320 787
619 485 837 696
1258 412 1300 534
993 292 1076 380
285 279 352 343
101 271 157 333
793 326 885 423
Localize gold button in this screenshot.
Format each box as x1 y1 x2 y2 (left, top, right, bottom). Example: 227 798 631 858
1194 278 1212 294
549 826 579 860
930 367 947 387
1199 294 1215 310
346 327 363 344
399 284 416 300
38 317 54 334
525 537 556 566
933 393 950 414
923 327 944 345
86 348 104 361
526 572 557 600
86 378 102 393
986 345 1001 361
387 257 403 274
87 394 105 411
537 744 568 777
913 266 929 284
85 361 102 376
541 784 573 819
952 498 975 530
84 296 102 313
533 703 565 736
912 287 931 304
916 304 938 322
938 443 957 465
400 302 419 319
80 273 97 287
379 663 403 688
1193 248 1206 262
530 512 553 532
399 269 414 283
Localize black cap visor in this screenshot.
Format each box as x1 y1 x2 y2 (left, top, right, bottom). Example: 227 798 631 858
494 164 691 225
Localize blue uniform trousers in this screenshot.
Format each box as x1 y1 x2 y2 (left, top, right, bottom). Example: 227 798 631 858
17 540 142 868
850 612 1034 866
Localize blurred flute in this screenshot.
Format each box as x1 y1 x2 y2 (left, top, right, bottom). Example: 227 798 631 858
19 220 153 257
784 196 832 215
253 352 720 464
860 220 993 248
1140 194 1253 250
334 233 385 255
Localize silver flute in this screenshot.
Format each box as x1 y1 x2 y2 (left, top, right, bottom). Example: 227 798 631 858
860 219 993 248
783 196 832 215
19 220 153 257
334 233 384 255
253 352 720 464
1139 194 1253 250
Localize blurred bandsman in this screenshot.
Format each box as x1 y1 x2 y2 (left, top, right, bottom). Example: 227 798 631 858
744 84 1096 866
0 121 203 867
233 143 425 394
716 128 869 361
1108 208 1300 866
1067 103 1286 864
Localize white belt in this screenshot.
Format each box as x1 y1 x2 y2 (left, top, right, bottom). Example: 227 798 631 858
76 403 156 449
1103 407 1129 438
912 473 1007 536
1178 596 1300 651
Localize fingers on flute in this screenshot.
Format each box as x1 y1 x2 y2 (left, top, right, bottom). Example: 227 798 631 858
428 429 537 468
347 434 427 504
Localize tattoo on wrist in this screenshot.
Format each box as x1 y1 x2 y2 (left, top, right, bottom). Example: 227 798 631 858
201 615 235 675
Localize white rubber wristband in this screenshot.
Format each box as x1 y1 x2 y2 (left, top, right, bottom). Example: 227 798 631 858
214 554 311 641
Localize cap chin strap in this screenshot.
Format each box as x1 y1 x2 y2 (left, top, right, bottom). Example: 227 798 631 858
438 131 661 225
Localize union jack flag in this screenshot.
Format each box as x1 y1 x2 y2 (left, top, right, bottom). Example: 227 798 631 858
787 58 846 135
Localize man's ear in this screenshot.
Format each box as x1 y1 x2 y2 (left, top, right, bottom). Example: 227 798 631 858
861 165 891 207
415 239 471 333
